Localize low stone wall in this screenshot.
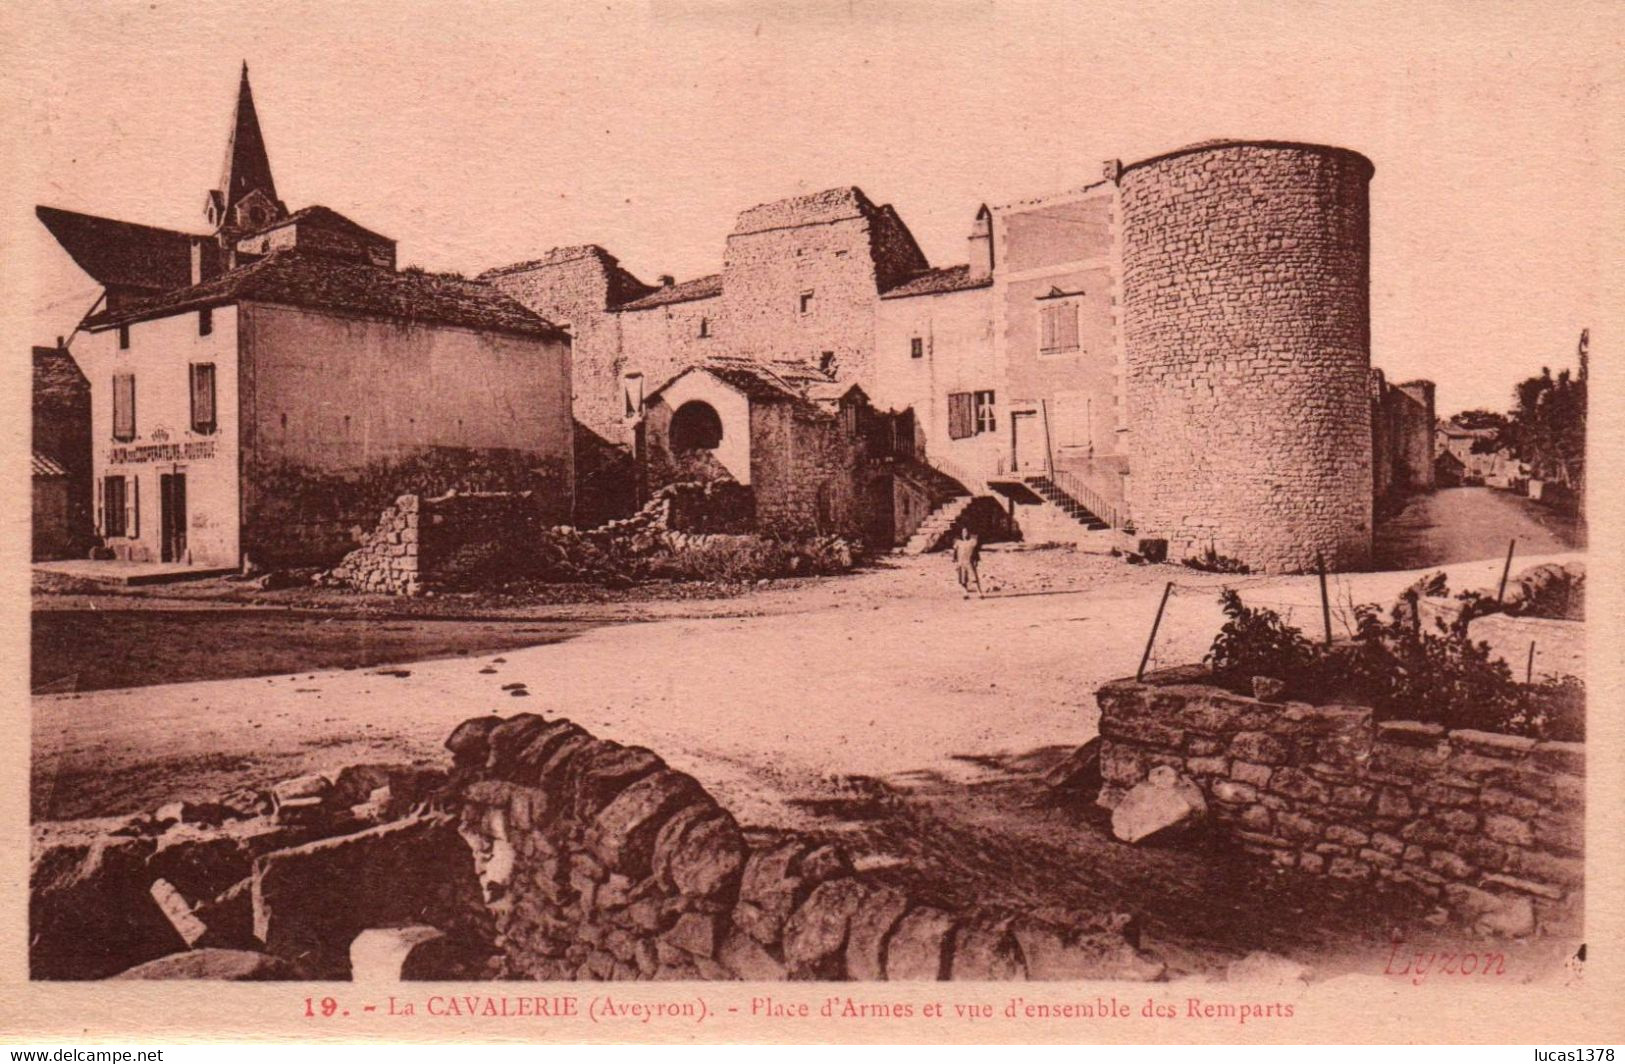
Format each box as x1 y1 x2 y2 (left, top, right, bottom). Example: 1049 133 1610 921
1096 674 1584 937
448 713 1162 982
326 494 425 595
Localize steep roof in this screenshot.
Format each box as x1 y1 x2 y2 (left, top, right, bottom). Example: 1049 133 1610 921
614 274 722 312
880 263 992 300
84 250 567 340
213 64 281 224
36 206 196 291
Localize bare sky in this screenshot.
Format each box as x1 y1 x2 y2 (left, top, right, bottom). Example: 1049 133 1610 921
7 0 1618 415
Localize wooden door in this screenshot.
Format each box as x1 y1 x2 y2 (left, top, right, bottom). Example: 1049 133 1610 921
160 473 187 563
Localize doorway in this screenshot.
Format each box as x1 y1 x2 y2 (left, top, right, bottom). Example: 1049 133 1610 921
1011 411 1047 473
159 473 187 563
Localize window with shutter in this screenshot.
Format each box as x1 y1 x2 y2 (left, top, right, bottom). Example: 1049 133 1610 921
974 391 997 434
190 363 217 434
103 476 127 537
1039 301 1081 356
112 373 136 441
947 392 975 440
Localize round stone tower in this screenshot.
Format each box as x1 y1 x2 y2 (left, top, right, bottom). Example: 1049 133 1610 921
1119 141 1375 573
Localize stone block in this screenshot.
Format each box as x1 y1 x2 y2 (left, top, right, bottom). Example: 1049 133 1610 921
587 771 706 878
1484 813 1534 848
950 922 1026 981
570 745 665 820
717 927 787 981
662 911 722 960
350 926 446 981
486 714 553 775
1426 849 1474 880
1185 755 1229 777
1276 811 1321 842
445 717 502 768
113 948 303 981
1229 731 1289 765
1111 766 1206 843
1268 767 1329 804
1211 779 1258 805
1226 950 1311 985
667 815 747 900
845 885 910 981
1231 760 1274 787
251 816 485 979
1531 741 1584 775
782 878 870 979
885 907 956 981
1513 848 1583 886
1324 825 1369 848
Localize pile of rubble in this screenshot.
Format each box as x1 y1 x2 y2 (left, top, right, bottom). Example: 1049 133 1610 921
30 762 491 980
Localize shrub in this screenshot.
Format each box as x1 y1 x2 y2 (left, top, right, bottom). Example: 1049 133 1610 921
1183 546 1250 574
1202 590 1583 741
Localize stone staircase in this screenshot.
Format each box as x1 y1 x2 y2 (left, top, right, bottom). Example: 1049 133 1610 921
899 494 975 555
1025 475 1110 531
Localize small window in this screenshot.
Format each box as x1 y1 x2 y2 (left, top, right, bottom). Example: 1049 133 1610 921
698 317 711 339
974 390 997 434
118 325 130 350
1039 300 1081 356
799 291 815 315
820 351 836 374
199 308 213 336
112 372 136 442
190 363 216 434
910 336 924 359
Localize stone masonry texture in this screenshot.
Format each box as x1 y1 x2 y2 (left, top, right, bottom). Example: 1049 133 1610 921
1095 674 1584 937
1120 144 1376 572
450 712 1164 982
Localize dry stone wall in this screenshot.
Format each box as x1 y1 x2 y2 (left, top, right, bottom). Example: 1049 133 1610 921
1096 673 1584 938
1120 143 1375 573
449 712 1164 982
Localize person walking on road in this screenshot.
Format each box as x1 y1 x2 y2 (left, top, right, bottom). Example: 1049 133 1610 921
952 525 983 598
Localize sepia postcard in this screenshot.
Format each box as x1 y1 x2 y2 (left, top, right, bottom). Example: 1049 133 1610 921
1 0 1621 1046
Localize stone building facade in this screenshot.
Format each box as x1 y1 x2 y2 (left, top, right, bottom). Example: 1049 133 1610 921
42 67 574 570
488 140 1424 571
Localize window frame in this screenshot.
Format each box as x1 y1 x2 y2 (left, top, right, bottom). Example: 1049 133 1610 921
102 475 128 538
118 325 130 350
198 308 213 336
190 362 217 435
112 372 137 442
1038 297 1082 358
798 290 815 316
973 390 997 435
910 336 924 360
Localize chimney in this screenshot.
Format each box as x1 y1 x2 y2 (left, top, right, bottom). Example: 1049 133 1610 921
1102 158 1123 184
967 205 993 281
190 239 205 285
658 274 675 287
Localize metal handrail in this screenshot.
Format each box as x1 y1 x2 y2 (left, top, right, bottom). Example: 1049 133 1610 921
1047 466 1130 533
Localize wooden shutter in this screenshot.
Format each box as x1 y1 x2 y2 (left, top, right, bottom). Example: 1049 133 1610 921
191 363 216 432
1055 302 1079 351
948 392 974 440
103 476 126 537
113 373 136 441
127 475 139 539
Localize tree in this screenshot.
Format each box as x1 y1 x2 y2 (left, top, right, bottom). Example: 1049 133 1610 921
1491 330 1587 493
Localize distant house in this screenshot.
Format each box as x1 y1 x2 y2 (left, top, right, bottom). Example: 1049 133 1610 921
40 65 573 570
640 358 892 543
32 343 92 559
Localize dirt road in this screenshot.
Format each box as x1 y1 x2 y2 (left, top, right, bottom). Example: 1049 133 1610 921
30 547 1582 977
32 548 1577 825
1374 486 1585 569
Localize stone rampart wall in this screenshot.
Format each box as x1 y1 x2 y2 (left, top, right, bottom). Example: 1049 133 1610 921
1096 674 1583 937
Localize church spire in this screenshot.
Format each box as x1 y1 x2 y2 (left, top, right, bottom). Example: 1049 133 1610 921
207 63 285 234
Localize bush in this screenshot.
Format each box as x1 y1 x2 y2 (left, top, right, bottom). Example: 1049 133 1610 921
1201 589 1583 741
1183 546 1250 574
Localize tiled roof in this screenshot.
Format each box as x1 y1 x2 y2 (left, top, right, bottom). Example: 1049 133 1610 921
32 451 69 477
732 186 874 235
646 357 853 420
880 264 992 299
614 274 722 311
84 250 567 340
36 206 196 291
